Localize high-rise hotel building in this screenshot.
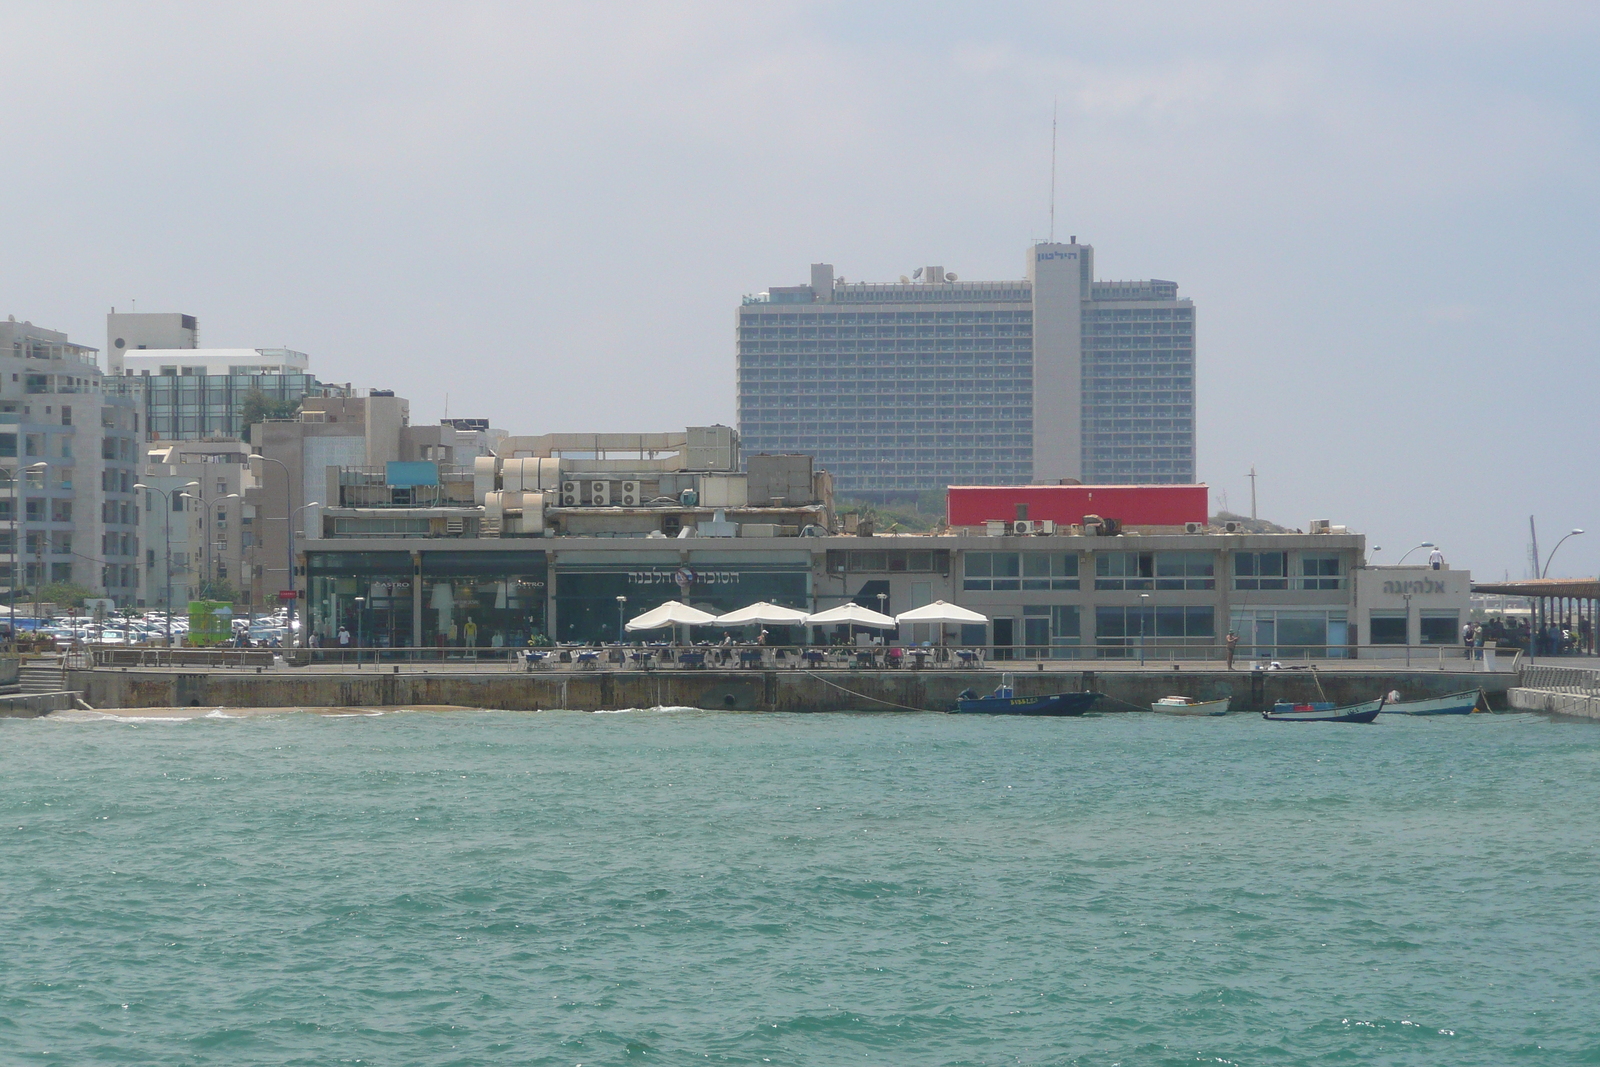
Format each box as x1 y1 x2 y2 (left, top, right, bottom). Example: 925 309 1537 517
736 241 1195 496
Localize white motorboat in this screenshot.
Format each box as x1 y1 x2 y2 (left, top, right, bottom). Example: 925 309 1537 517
1380 688 1484 715
1151 695 1232 716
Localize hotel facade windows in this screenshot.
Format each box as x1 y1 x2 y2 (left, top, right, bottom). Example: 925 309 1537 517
737 245 1195 497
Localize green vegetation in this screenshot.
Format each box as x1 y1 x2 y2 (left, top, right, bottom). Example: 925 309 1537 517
835 490 947 533
36 581 92 608
194 578 244 605
1210 510 1296 534
240 390 302 441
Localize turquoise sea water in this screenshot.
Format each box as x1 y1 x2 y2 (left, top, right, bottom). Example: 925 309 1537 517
3 707 1599 1066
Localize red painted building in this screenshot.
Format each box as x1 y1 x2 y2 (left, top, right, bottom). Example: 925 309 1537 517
947 484 1209 528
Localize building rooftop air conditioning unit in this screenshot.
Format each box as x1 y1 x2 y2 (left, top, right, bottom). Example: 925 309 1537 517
985 520 1007 537
1310 519 1331 534
1034 519 1056 535
1012 520 1035 535
619 480 640 506
588 480 610 506
1224 521 1241 534
560 480 581 507
1185 521 1203 534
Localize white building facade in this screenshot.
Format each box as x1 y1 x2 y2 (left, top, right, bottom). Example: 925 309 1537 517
737 241 1195 496
0 318 142 605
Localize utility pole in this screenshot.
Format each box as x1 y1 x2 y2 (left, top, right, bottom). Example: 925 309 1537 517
1248 466 1258 521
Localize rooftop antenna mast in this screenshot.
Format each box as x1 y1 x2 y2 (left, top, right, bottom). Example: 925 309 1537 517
1049 100 1058 243
1248 466 1258 520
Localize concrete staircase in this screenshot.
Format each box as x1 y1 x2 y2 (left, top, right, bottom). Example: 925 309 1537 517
19 659 68 694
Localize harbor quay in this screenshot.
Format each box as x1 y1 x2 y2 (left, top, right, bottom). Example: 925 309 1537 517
65 662 1513 715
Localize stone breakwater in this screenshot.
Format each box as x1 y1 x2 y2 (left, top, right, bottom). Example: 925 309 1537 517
68 666 1513 714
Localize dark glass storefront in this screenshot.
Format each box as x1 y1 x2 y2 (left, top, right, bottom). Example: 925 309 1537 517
555 562 809 643
307 550 547 648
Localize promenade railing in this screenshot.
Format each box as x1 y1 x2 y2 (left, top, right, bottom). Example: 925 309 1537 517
76 641 1523 671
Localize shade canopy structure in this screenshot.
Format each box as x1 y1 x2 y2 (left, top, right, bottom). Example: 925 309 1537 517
625 601 720 631
894 600 990 625
714 602 812 626
805 603 898 629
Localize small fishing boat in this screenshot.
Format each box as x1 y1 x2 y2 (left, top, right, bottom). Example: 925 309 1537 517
1151 695 1232 715
1379 688 1485 715
1262 696 1384 723
952 679 1101 716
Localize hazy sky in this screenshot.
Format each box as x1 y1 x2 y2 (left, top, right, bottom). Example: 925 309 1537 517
2 2 1596 579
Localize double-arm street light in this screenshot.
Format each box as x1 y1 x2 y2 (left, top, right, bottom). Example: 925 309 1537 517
180 487 239 599
132 482 178 645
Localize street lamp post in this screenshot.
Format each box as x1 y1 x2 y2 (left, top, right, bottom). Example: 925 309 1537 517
1403 592 1413 668
132 483 176 645
21 462 47 622
0 466 28 643
1139 592 1152 666
1541 528 1585 578
616 595 627 644
288 501 320 646
1396 542 1436 566
248 455 297 630
354 595 365 666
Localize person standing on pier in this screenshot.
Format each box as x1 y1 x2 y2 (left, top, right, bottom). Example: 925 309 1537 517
1225 630 1239 670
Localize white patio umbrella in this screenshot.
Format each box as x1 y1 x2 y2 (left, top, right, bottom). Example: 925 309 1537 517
714 601 812 626
805 603 898 629
894 601 989 624
625 601 719 631
894 600 990 648
806 601 900 649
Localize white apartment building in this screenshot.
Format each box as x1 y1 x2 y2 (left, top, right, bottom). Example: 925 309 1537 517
0 317 142 606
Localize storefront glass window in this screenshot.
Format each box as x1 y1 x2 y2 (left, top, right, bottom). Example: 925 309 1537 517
306 550 547 649
555 564 808 643
1419 610 1458 645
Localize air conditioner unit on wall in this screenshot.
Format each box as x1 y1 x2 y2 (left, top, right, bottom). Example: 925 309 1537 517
619 480 640 506
1012 520 1035 535
588 480 610 506
560 481 581 507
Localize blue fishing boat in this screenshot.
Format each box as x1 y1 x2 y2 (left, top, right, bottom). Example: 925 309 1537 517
1262 696 1384 723
952 679 1101 716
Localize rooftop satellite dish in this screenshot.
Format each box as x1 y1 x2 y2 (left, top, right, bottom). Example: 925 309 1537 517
945 272 958 281
912 267 923 279
899 275 910 284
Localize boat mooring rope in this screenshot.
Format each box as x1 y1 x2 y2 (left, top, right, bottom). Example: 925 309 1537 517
798 672 936 713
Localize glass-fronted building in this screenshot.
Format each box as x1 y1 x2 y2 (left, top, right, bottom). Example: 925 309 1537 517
143 371 345 440
301 531 1387 656
306 549 548 649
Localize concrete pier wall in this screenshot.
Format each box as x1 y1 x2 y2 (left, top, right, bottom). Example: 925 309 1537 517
1508 688 1600 720
70 667 1515 714
0 691 86 718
